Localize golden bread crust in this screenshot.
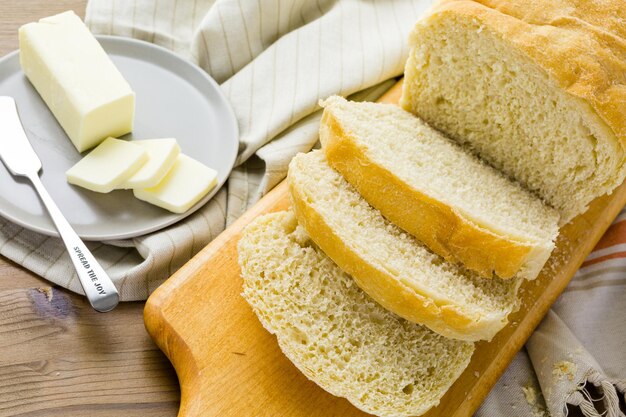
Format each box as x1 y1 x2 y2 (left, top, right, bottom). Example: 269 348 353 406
288 164 509 342
320 105 549 280
426 0 626 152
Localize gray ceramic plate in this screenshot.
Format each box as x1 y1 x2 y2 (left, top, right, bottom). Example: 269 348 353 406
0 36 238 241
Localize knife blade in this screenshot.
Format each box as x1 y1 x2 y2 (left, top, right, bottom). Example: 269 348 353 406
0 96 119 312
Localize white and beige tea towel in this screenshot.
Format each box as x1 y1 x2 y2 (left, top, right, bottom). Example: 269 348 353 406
0 1 623 415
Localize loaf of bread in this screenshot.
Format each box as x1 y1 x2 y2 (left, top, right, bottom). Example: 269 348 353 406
288 150 520 341
320 96 559 280
239 211 474 417
401 0 626 224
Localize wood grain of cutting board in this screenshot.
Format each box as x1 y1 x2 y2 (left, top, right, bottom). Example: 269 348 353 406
144 80 626 417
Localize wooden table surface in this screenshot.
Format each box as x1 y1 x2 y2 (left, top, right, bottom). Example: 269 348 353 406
0 2 181 416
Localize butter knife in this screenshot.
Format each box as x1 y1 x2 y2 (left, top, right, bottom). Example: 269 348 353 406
0 96 119 312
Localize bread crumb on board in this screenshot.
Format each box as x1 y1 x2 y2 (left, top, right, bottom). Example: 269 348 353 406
36 287 54 302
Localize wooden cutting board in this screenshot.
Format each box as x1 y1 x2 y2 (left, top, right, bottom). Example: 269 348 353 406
144 80 626 417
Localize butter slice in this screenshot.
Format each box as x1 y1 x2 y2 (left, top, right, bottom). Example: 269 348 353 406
118 139 180 189
19 11 135 152
67 138 148 193
134 154 218 214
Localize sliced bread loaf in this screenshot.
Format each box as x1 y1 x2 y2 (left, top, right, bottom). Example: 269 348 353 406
320 96 559 280
401 0 626 224
288 150 521 341
239 211 474 417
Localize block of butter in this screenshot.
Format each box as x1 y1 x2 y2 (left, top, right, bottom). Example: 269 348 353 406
134 154 218 214
66 138 148 193
118 139 180 189
19 11 135 152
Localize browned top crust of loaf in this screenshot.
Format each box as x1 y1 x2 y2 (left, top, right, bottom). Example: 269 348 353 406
426 0 626 150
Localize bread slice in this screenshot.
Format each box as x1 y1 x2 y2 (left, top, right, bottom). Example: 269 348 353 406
239 211 474 417
320 96 559 280
288 150 520 341
401 0 626 224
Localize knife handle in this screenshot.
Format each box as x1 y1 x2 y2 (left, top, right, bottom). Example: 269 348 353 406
28 172 119 312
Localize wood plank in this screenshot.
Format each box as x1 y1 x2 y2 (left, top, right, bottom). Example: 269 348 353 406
0 286 179 417
0 258 48 292
144 80 626 416
0 1 87 56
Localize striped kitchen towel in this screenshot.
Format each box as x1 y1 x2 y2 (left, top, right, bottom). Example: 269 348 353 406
478 208 626 417
0 0 431 300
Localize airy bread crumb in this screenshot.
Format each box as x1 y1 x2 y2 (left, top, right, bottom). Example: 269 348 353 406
288 150 521 341
319 96 559 280
401 2 626 224
239 211 474 417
